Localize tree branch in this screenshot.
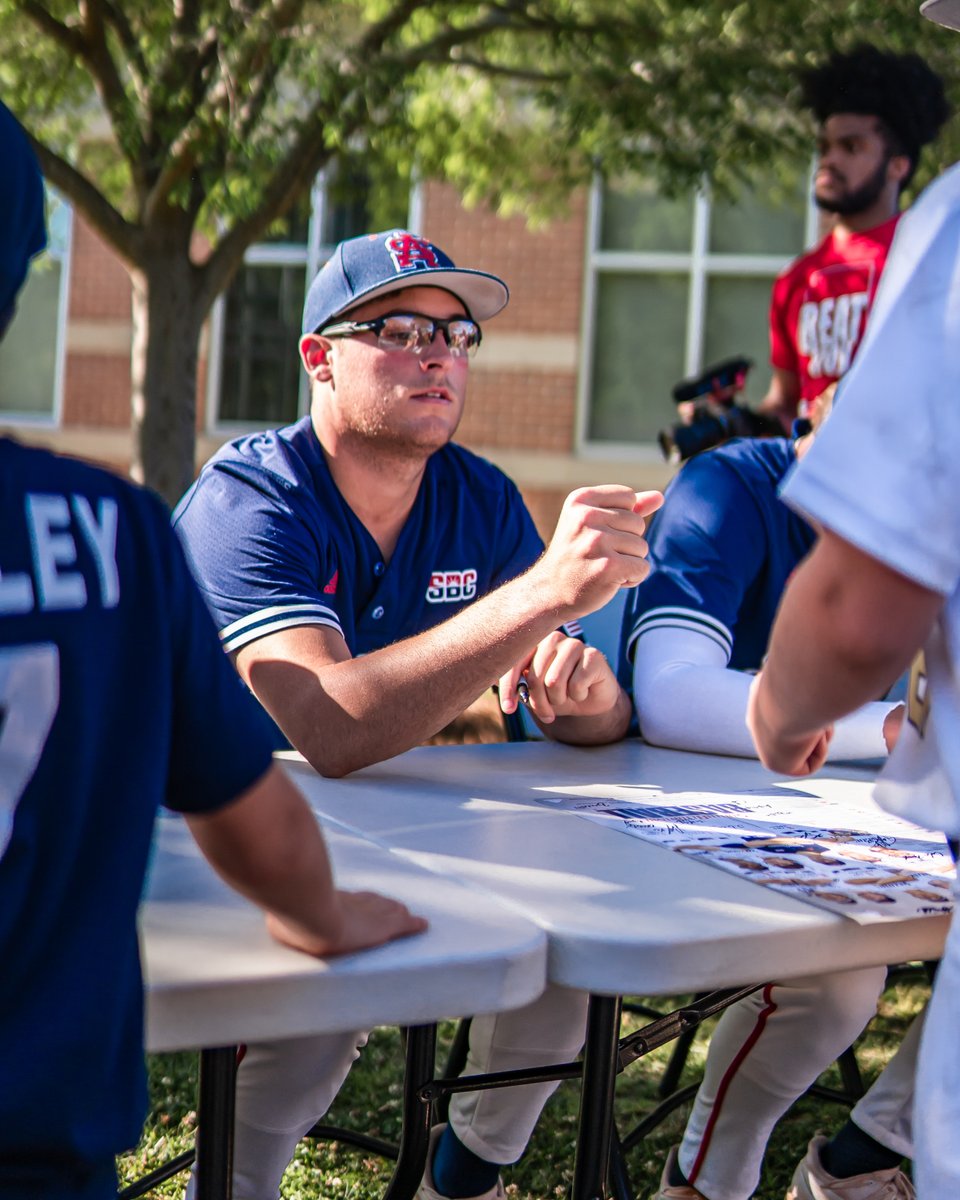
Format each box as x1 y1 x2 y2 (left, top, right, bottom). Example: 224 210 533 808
143 1 306 219
98 0 148 83
28 136 142 267
145 19 218 143
173 0 202 37
140 25 222 224
419 52 570 84
354 0 437 59
234 53 287 144
77 0 143 151
233 1 305 141
198 100 348 311
16 0 86 55
18 1 144 167
359 9 526 72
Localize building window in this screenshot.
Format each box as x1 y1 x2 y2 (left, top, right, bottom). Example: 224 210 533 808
579 168 816 453
0 191 71 423
209 157 410 431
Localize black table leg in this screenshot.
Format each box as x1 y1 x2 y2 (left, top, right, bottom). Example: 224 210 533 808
381 1024 438 1200
572 994 622 1200
195 1046 238 1200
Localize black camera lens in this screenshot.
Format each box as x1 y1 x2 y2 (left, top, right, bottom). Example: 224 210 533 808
659 409 732 462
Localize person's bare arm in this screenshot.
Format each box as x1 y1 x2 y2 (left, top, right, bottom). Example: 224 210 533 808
747 530 943 775
237 486 661 776
756 367 801 432
185 763 427 955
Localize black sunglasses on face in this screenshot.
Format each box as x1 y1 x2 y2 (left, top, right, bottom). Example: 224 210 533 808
318 311 483 358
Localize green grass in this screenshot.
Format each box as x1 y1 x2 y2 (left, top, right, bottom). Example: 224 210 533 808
117 974 929 1200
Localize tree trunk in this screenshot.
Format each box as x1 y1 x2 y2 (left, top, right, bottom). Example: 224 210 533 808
129 248 207 509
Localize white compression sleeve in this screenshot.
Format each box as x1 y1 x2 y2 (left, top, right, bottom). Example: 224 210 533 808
631 621 895 760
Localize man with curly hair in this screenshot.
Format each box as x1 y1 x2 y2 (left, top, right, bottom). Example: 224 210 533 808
760 44 950 428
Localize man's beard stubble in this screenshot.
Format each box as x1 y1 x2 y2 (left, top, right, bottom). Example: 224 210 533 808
815 156 892 217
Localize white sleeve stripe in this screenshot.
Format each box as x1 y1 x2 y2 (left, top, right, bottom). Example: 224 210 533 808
633 605 731 640
626 607 733 662
634 619 731 660
220 602 340 640
221 614 345 653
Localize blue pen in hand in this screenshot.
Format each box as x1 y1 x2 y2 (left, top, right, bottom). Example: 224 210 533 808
517 679 530 706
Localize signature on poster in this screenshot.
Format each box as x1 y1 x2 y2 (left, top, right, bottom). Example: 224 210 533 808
537 786 954 924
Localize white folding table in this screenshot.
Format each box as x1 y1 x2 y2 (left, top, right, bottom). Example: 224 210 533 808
138 812 547 1200
281 739 951 1200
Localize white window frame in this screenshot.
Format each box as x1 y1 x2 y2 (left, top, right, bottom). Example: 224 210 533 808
0 192 73 428
207 172 418 435
576 171 819 458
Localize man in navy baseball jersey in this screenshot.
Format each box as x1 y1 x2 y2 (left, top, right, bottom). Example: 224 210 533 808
619 409 923 1200
0 101 424 1200
174 229 662 1199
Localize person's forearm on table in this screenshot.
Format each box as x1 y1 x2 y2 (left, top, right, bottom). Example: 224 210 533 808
186 764 427 955
752 531 942 756
185 764 344 943
247 574 621 777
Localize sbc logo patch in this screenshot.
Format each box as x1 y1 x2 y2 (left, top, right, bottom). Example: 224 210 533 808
426 569 478 604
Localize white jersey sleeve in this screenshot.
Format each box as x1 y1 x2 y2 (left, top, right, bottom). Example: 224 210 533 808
633 622 893 761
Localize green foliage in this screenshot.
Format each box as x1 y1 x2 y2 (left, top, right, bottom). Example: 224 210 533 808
2 0 959 248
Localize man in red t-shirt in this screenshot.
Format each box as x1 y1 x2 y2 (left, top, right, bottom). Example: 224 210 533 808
761 45 950 427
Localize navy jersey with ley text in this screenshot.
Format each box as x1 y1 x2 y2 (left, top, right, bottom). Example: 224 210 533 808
618 438 816 689
0 439 276 1198
173 417 546 658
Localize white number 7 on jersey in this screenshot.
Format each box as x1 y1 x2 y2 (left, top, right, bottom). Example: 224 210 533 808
0 644 60 861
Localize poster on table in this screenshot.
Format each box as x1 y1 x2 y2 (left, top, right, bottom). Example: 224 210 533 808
536 778 954 923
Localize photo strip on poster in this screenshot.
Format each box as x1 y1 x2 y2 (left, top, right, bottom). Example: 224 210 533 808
536 778 954 923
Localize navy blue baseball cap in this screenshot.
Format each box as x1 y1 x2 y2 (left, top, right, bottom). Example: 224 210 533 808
302 229 509 336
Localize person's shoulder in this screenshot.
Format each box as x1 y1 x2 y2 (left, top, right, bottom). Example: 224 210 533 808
176 419 328 532
676 438 794 502
873 212 902 244
850 166 960 335
682 435 789 476
716 435 795 477
200 416 322 495
774 235 831 287
2 436 165 521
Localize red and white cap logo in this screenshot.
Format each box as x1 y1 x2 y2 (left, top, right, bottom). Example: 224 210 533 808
385 232 441 274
